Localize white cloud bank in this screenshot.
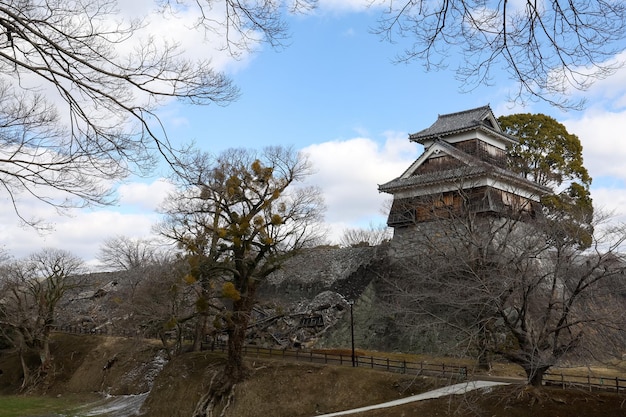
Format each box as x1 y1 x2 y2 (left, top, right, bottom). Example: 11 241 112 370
3 110 626 268
559 54 626 224
302 132 420 243
0 135 418 267
0 179 174 268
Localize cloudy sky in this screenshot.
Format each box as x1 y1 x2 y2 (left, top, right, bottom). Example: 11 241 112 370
2 1 626 268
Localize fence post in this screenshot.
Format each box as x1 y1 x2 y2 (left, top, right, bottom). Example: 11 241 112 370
442 363 446 377
386 358 390 372
310 351 313 362
616 377 620 393
561 373 565 389
340 354 343 365
588 374 591 392
402 360 406 374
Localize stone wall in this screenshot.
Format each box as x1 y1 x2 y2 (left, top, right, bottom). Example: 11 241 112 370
259 245 384 303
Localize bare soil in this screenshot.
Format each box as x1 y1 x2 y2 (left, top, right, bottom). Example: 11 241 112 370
1 334 625 417
357 385 626 417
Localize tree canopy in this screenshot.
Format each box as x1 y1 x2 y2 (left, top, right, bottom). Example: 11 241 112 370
499 113 593 247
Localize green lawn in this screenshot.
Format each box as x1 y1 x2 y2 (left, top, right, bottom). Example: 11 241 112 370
0 395 89 417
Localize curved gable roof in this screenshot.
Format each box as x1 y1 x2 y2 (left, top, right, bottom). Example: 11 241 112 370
378 139 551 197
410 105 516 146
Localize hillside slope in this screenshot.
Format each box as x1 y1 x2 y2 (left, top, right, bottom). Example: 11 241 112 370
1 334 625 417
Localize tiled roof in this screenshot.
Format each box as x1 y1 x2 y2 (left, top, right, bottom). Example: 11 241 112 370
378 140 551 195
378 165 488 192
410 105 498 142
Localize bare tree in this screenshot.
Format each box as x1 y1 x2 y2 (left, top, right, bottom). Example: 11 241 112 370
0 248 85 390
339 222 391 247
384 193 626 386
97 235 165 271
374 0 626 109
158 146 325 415
170 0 318 54
118 258 203 357
0 0 316 227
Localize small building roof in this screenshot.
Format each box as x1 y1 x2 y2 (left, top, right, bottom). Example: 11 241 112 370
410 105 517 147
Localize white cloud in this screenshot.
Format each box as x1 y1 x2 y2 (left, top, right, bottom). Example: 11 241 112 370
558 54 626 185
4 121 625 267
0 132 421 264
0 207 161 269
316 0 374 13
302 132 420 243
118 179 175 211
562 110 626 181
0 179 172 268
570 51 626 110
589 187 626 224
115 1 252 72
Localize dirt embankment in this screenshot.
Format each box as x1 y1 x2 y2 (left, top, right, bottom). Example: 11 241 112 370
0 333 165 396
1 334 626 417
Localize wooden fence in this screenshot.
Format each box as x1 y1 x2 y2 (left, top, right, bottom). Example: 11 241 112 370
544 371 626 393
54 325 156 339
201 342 468 381
55 326 626 393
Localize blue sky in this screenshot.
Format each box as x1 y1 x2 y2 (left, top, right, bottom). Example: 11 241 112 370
2 1 626 268
165 10 514 152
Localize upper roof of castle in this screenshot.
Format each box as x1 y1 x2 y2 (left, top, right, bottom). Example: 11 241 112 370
378 105 551 198
409 105 517 148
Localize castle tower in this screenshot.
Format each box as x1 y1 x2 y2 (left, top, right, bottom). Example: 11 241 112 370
379 105 551 245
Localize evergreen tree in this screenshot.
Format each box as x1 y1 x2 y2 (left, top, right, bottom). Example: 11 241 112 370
499 113 593 247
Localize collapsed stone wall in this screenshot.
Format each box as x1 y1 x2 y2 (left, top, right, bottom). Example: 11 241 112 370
50 243 469 354
255 245 391 349
259 245 382 302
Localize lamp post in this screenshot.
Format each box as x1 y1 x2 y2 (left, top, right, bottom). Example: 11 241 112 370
348 300 356 367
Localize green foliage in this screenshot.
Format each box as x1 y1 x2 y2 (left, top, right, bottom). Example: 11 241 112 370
196 296 210 312
499 113 591 188
499 113 594 248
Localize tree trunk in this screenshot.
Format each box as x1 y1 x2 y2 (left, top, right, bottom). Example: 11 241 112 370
222 280 258 383
224 310 249 384
192 315 207 352
40 325 52 372
19 348 30 391
477 351 492 371
525 366 549 387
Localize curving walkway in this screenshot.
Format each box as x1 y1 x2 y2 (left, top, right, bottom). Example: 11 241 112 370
314 381 509 417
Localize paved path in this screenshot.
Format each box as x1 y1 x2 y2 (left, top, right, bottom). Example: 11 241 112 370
314 381 509 417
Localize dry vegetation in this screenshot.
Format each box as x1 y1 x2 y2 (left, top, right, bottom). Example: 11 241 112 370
0 334 625 417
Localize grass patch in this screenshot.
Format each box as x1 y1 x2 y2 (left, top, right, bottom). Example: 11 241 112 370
0 394 92 417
